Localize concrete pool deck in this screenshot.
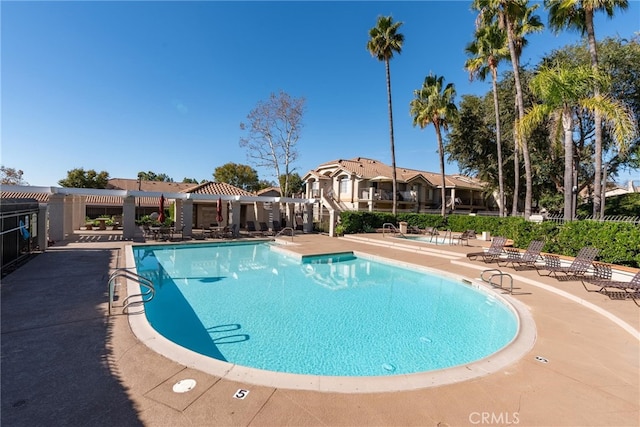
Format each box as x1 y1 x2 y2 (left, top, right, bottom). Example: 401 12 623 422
1 231 639 426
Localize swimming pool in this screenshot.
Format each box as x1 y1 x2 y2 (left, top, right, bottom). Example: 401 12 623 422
399 235 460 245
131 242 521 380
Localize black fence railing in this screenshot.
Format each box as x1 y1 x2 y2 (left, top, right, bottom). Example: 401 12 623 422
545 213 640 225
1 198 40 277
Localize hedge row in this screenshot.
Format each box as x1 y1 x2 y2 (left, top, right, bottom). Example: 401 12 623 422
338 211 640 268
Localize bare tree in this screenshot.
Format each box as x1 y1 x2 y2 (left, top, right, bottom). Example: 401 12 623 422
240 91 305 197
0 166 28 185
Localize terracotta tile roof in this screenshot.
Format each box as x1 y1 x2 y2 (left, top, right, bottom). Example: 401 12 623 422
256 187 281 196
186 181 255 196
107 178 197 193
311 157 484 189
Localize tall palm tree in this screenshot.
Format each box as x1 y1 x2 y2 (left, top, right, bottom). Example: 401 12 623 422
519 64 636 220
473 0 542 219
545 0 629 218
410 73 458 217
367 16 404 216
465 22 510 217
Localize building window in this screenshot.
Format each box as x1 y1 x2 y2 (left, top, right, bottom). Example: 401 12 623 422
339 177 349 194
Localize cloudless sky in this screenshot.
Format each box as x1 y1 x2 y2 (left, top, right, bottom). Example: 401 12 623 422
2 1 639 188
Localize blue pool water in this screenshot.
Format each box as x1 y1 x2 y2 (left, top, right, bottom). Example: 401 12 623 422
133 242 518 377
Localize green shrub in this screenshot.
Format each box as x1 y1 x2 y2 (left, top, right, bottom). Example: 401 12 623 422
337 211 640 267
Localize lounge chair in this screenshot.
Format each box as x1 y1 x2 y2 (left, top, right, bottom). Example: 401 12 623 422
246 221 264 237
272 220 283 234
259 222 274 236
536 246 599 279
407 225 422 234
581 263 640 306
497 240 544 269
466 236 507 263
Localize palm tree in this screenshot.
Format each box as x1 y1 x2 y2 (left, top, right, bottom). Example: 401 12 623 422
473 0 542 219
545 0 629 218
410 73 458 217
465 22 510 217
519 64 636 220
367 16 404 215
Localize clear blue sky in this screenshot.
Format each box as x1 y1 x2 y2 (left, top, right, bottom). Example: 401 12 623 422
2 1 639 187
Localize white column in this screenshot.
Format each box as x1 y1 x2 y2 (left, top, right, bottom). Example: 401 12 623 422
369 187 374 212
38 204 48 250
285 202 293 228
230 200 241 236
271 202 281 230
47 194 65 242
303 203 313 233
63 196 75 238
70 195 86 231
123 196 136 240
450 188 456 212
329 209 336 237
182 199 193 237
253 202 261 224
174 199 184 229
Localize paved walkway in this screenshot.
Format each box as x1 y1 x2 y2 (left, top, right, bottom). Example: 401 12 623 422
1 232 638 426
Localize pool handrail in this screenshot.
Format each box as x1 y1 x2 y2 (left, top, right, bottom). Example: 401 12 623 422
275 226 295 240
382 223 405 238
108 268 155 315
481 268 514 294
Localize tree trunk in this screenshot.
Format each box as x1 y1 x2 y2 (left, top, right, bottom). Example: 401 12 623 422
512 102 520 216
491 66 505 217
563 107 574 220
385 59 397 216
506 20 532 219
435 123 447 217
585 11 603 219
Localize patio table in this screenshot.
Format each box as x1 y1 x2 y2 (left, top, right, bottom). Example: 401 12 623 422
96 218 109 230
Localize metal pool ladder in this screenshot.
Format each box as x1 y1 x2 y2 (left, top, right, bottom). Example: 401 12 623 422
382 223 405 237
481 268 514 294
108 268 155 315
275 227 295 240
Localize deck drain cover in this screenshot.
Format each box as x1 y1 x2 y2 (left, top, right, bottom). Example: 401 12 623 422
535 356 549 363
173 379 197 393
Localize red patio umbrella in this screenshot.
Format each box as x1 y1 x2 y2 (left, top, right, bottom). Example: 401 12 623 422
216 197 223 224
158 194 166 223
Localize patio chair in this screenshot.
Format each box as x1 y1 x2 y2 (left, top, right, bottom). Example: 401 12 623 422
158 226 171 241
466 236 507 263
422 226 440 237
272 220 283 234
497 240 544 269
457 229 476 246
581 263 640 306
169 225 185 241
142 224 153 240
536 246 599 280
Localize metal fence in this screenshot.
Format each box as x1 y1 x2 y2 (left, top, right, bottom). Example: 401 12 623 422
544 213 640 225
